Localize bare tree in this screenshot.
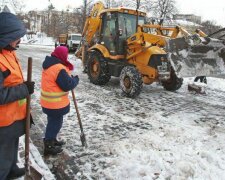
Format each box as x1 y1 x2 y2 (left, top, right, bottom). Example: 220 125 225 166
152 0 177 24
104 0 111 8
10 0 25 13
102 0 119 8
46 3 55 36
200 20 222 35
49 11 60 37
47 8 82 38
72 0 94 33
102 0 153 11
139 0 154 12
73 8 83 33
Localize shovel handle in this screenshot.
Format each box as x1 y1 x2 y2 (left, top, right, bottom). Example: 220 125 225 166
71 90 84 132
25 57 32 173
71 90 87 147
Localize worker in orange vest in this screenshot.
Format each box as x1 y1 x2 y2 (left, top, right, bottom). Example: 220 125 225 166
40 46 79 156
0 12 35 180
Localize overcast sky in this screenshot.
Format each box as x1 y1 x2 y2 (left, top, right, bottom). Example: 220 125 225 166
23 0 225 27
22 0 83 11
176 0 225 26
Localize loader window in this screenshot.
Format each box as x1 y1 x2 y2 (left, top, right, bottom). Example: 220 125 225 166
117 13 145 55
118 13 145 38
101 13 117 55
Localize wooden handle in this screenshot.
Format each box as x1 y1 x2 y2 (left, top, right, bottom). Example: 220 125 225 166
27 57 32 82
25 57 32 173
71 90 83 132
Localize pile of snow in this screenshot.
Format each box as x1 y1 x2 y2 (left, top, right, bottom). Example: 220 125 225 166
17 136 55 180
163 19 201 27
174 19 200 27
21 32 55 46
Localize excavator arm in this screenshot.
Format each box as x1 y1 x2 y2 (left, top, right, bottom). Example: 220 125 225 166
75 1 105 58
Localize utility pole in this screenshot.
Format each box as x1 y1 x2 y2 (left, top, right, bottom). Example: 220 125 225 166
83 0 87 30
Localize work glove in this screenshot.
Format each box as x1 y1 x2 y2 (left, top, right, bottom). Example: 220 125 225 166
24 81 35 94
72 75 79 85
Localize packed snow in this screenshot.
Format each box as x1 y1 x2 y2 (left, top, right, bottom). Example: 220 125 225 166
15 44 225 180
21 33 55 46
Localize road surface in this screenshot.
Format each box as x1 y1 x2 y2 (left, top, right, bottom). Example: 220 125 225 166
16 44 225 179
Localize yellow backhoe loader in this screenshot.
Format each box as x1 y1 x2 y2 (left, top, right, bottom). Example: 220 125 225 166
76 1 225 97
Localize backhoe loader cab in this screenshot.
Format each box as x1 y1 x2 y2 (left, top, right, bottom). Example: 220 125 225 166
100 11 145 55
78 2 183 98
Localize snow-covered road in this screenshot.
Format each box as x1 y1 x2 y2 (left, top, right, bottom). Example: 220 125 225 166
17 44 225 179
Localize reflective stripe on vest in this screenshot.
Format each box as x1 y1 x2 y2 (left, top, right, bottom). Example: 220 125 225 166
41 90 69 102
18 98 27 106
40 63 70 109
0 50 26 127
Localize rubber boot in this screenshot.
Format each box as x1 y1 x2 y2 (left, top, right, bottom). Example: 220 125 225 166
53 139 66 147
7 166 25 179
44 140 63 156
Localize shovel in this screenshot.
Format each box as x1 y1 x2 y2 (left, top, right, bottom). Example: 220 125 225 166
71 90 87 147
24 57 43 180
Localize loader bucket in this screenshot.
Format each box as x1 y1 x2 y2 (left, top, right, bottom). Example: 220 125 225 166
208 28 225 40
166 35 225 77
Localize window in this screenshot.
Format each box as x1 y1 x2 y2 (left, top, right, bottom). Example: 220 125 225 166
118 13 145 38
71 35 81 41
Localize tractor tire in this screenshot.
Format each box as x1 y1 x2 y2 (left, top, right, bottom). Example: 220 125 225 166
87 51 111 85
120 66 143 98
162 68 183 91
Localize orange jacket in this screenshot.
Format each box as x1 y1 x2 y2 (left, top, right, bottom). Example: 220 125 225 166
0 50 27 127
40 64 70 109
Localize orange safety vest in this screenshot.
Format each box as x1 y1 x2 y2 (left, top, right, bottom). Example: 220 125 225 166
40 63 70 109
0 50 26 127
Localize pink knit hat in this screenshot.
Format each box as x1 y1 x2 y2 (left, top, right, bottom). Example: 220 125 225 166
51 46 74 70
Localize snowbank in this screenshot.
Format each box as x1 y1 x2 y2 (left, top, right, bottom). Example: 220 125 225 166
21 32 55 46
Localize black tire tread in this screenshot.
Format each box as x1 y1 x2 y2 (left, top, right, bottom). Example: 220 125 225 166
120 66 143 98
162 68 183 91
87 51 111 85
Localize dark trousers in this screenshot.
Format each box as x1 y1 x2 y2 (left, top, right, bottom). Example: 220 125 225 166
0 121 25 180
194 76 207 84
45 115 63 140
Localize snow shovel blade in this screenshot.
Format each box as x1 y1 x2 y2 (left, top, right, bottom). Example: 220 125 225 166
80 132 87 147
167 36 225 77
24 166 43 180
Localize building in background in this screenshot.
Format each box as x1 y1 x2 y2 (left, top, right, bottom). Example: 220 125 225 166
25 9 81 37
27 11 43 33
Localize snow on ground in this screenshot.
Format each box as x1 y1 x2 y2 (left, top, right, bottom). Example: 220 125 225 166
17 137 55 180
21 33 55 46
16 44 225 179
